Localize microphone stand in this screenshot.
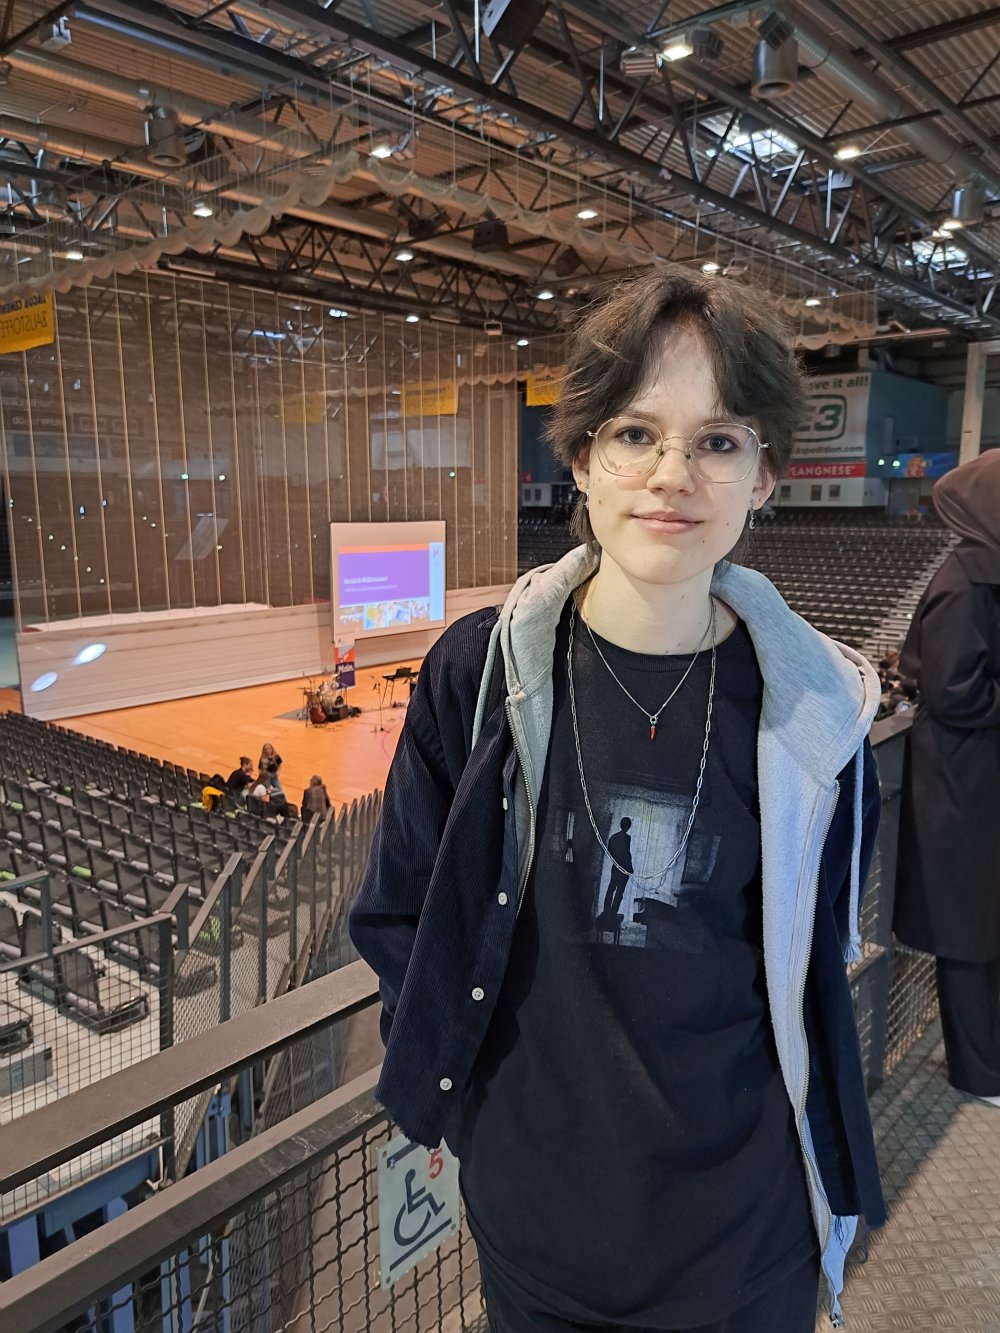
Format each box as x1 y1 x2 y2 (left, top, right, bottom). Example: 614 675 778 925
371 675 387 733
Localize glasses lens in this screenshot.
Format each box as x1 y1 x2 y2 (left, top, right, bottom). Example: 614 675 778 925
690 424 757 482
594 418 662 475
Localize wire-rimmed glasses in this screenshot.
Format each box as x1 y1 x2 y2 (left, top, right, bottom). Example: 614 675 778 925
587 416 769 484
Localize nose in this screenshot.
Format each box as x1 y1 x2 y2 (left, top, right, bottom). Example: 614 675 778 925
646 440 697 494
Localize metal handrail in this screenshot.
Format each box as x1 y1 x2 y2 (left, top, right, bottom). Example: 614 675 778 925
0 957 379 1195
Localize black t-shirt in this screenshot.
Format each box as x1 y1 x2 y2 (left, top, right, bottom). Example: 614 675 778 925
457 602 815 1328
227 768 253 791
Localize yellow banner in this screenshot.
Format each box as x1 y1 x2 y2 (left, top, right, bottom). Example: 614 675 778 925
401 380 457 416
526 369 564 406
280 391 326 426
0 291 54 355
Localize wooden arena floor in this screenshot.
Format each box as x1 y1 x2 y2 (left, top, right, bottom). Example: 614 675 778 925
51 661 424 806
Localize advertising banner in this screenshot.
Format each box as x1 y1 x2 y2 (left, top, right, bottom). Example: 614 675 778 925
526 369 564 406
0 292 54 355
400 380 457 416
785 461 867 479
792 373 871 465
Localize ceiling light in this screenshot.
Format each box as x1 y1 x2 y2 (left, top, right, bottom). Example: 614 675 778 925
701 261 720 273
328 307 348 318
751 36 798 99
835 143 862 161
64 244 84 261
661 34 694 62
536 288 555 300
192 200 214 218
944 183 985 231
576 207 598 220
395 248 415 262
804 297 822 307
516 338 529 347
145 105 187 168
370 138 394 159
405 313 420 323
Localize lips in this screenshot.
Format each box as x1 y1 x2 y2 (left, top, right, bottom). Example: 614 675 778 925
633 512 701 524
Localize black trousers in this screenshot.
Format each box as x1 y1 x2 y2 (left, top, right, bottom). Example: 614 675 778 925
478 1255 820 1333
936 955 1000 1097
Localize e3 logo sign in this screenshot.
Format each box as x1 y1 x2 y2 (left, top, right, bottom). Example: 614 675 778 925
800 394 847 442
377 1135 460 1288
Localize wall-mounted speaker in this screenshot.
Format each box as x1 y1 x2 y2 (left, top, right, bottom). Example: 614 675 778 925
481 0 548 48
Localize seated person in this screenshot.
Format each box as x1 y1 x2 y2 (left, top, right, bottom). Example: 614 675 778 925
301 775 331 820
227 756 254 793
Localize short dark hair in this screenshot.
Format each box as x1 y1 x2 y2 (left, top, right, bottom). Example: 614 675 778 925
546 266 807 547
240 755 251 767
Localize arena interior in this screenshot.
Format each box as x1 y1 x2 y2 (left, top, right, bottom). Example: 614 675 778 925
0 1 998 1329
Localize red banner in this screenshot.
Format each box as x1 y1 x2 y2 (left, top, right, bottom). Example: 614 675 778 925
785 461 867 479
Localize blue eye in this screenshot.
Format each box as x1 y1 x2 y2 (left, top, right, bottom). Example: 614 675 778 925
695 429 742 454
617 425 655 448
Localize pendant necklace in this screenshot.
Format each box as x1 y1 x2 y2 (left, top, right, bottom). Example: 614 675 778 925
580 601 714 740
567 601 717 881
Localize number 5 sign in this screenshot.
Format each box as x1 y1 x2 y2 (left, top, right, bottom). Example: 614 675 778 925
376 1135 460 1288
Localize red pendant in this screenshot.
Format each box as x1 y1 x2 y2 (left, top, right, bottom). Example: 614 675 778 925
650 722 656 741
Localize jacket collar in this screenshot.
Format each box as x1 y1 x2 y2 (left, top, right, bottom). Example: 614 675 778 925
499 545 881 784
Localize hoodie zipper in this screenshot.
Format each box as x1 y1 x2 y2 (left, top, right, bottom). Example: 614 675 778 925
505 697 537 915
792 785 843 1326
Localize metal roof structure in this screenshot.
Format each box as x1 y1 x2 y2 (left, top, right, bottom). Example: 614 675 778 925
0 0 997 342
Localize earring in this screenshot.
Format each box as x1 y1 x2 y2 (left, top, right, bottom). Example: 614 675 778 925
583 487 590 509
748 504 756 531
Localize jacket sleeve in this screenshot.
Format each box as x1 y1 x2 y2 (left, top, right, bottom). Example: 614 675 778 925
915 579 1000 728
347 612 496 1047
348 676 456 1046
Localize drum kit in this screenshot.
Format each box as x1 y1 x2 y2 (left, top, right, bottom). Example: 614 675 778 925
302 675 350 725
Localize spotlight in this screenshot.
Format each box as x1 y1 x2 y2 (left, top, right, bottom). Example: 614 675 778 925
536 288 555 300
395 248 415 262
405 313 420 323
64 244 84 261
145 105 188 168
752 38 798 100
701 260 720 273
835 143 862 162
328 308 348 318
516 338 529 347
192 200 214 218
369 135 394 159
661 34 694 62
944 183 985 231
804 297 822 307
576 207 598 220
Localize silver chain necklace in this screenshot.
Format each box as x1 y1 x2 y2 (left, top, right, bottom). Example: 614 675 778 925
582 605 713 741
567 601 717 884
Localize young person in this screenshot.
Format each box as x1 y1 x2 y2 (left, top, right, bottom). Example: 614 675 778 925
350 267 884 1331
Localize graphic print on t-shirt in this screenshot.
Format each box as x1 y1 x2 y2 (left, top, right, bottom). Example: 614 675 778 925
550 782 722 949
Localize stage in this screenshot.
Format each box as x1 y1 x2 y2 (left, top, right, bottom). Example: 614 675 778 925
52 656 425 808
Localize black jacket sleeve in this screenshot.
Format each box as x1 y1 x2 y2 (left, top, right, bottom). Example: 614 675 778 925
915 578 1000 729
347 611 497 1046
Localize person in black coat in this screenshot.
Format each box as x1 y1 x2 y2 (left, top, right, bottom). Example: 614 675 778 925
893 450 1000 1105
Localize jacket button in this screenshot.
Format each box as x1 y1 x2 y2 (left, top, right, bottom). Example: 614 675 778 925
471 986 485 1001
502 797 508 811
497 892 508 906
439 1077 453 1091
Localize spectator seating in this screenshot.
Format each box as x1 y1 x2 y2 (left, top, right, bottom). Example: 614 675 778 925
517 507 955 653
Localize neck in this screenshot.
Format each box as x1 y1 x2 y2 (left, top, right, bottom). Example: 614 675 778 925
580 562 716 655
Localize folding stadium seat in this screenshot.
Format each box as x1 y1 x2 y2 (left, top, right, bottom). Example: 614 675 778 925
0 844 19 882
89 793 111 823
173 830 199 861
107 801 131 829
66 881 106 936
18 912 62 1000
0 802 22 843
57 951 149 1032
0 904 22 961
147 842 176 885
39 823 68 867
120 831 151 871
76 810 104 847
17 811 43 856
0 999 33 1055
115 861 148 912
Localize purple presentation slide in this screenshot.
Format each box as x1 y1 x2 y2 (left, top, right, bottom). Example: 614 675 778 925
338 547 430 603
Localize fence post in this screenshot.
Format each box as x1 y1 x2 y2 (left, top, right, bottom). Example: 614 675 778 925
39 873 53 956
287 849 298 981
220 877 233 1024
158 916 177 1181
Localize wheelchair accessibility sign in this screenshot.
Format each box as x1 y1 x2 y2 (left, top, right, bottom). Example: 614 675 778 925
376 1134 460 1288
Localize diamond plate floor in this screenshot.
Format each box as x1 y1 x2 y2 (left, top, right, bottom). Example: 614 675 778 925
836 1019 1000 1330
